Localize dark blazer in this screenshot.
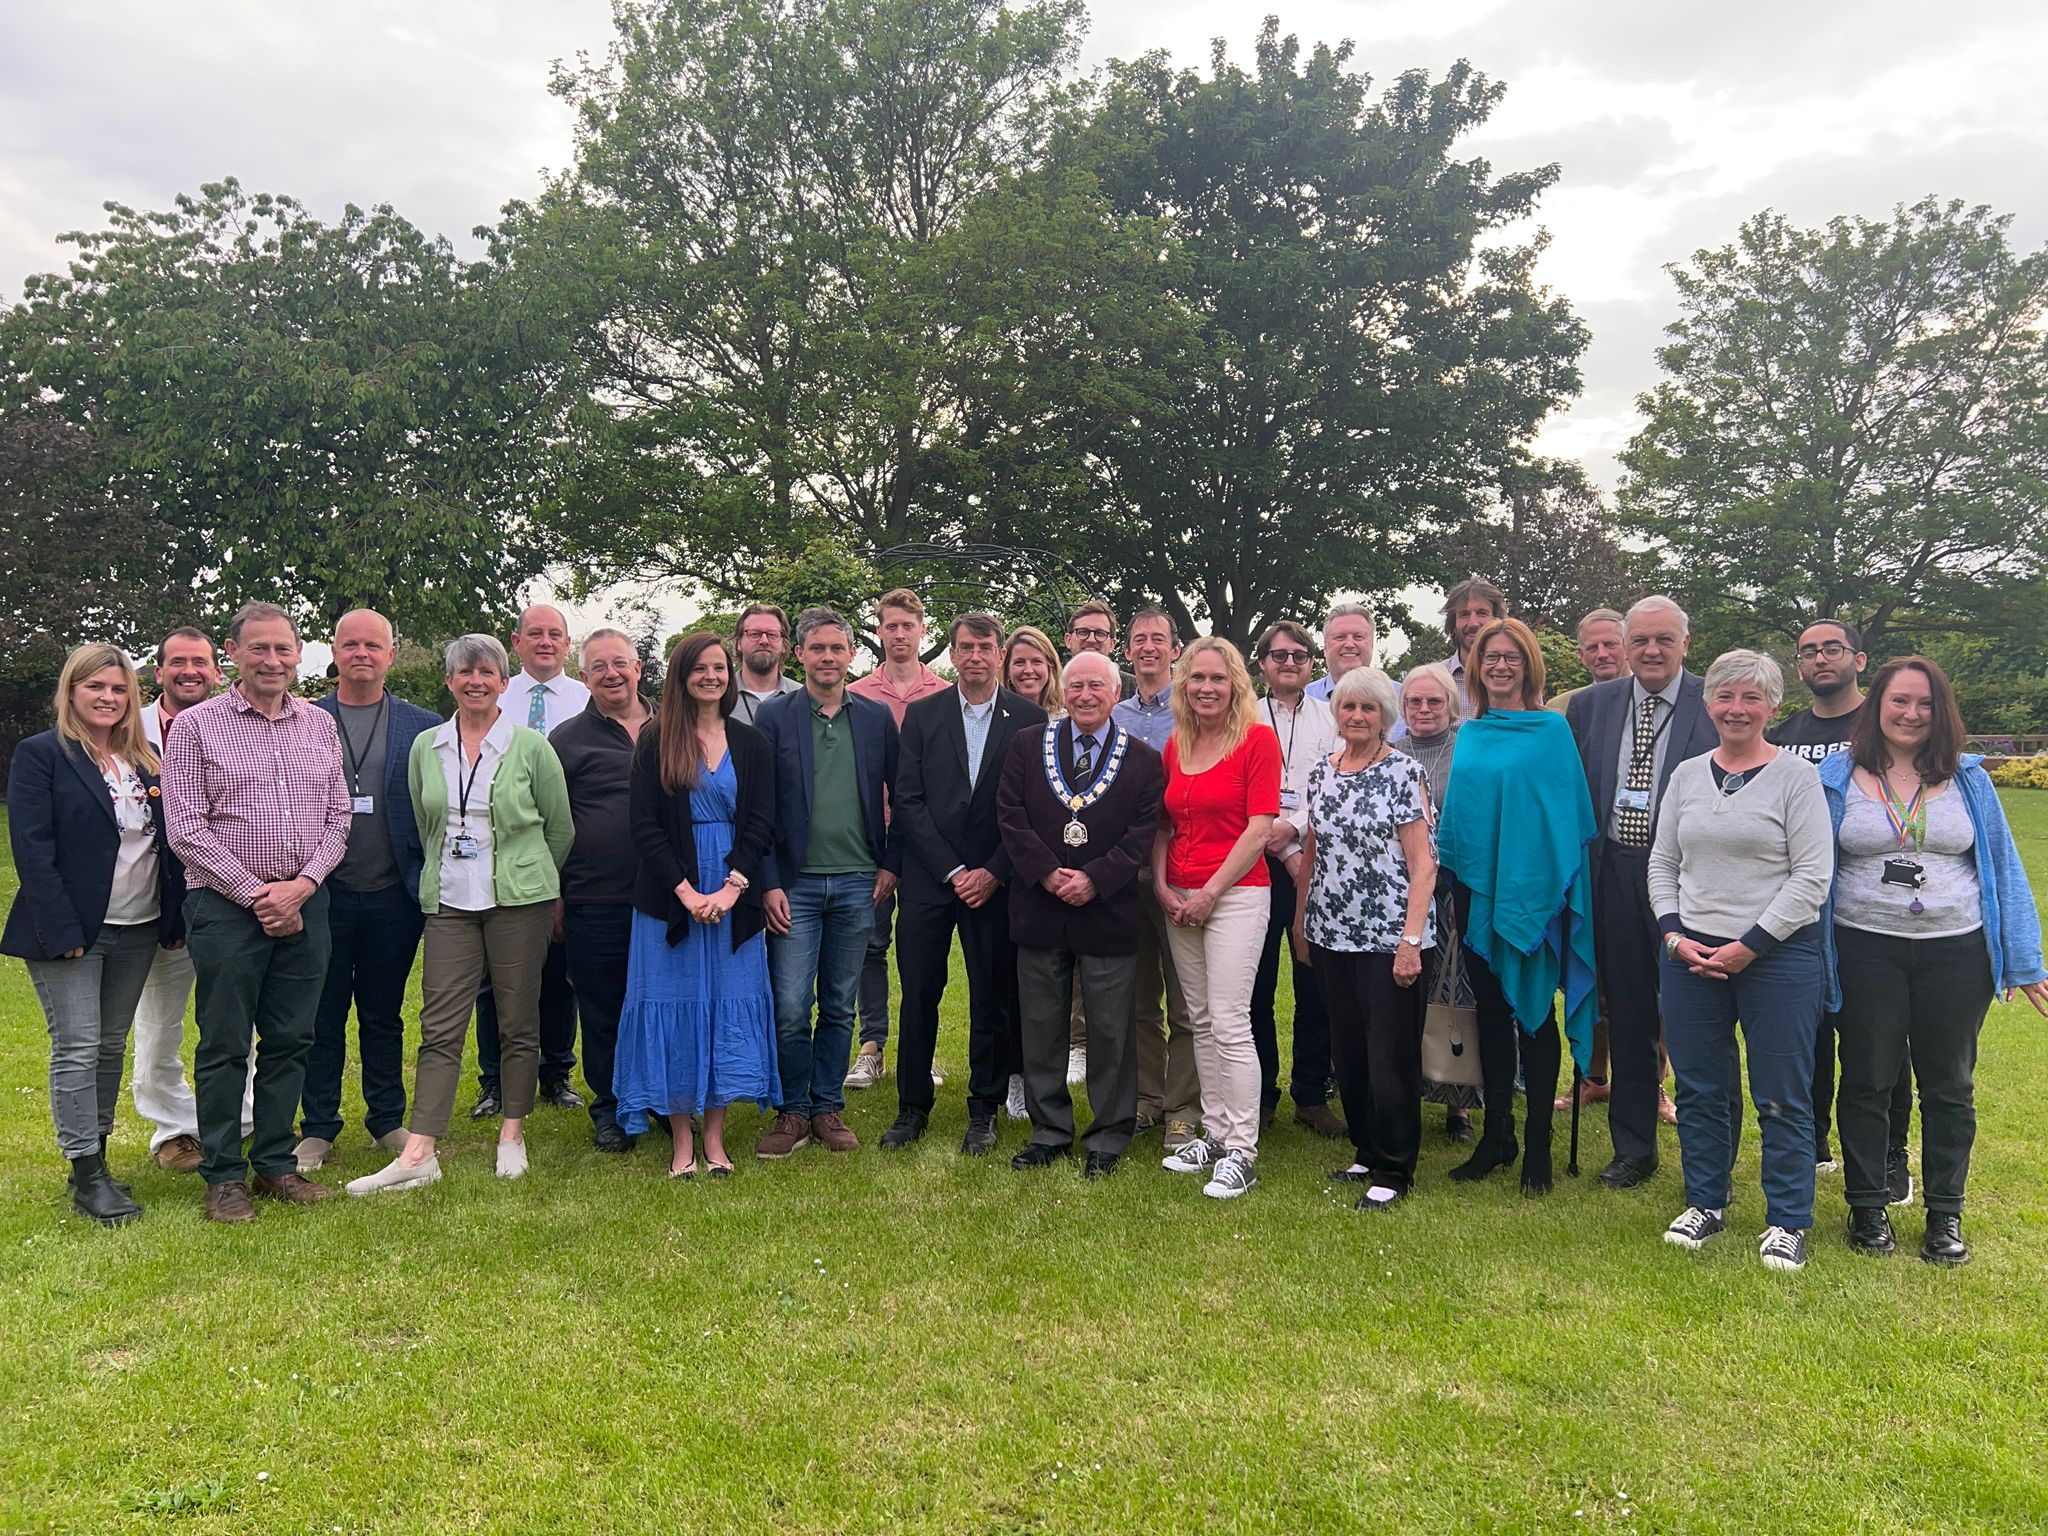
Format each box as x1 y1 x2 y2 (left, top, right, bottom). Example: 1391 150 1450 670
3 731 186 960
895 686 1047 907
753 687 902 890
631 718 774 950
1566 670 1718 852
312 690 439 900
997 720 1165 955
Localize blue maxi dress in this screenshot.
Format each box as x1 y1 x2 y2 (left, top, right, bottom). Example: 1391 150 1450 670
612 753 780 1127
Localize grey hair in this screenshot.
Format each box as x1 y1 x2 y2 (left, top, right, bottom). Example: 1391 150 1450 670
1063 651 1119 687
1702 648 1784 710
1576 607 1625 637
794 606 853 649
228 601 298 645
1331 665 1399 739
1625 595 1690 638
444 633 510 680
1323 601 1376 638
579 627 634 663
1398 660 1458 712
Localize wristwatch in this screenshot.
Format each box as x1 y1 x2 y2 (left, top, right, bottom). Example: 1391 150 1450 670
725 870 750 892
1399 934 1423 947
1663 932 1684 956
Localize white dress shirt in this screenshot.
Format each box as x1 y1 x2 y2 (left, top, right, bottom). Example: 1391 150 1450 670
1263 692 1339 857
432 712 515 911
504 670 591 737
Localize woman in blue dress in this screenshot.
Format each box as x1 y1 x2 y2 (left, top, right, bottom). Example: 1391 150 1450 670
617 633 778 1176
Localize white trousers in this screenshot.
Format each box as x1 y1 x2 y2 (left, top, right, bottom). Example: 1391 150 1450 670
1163 884 1269 1157
129 943 255 1148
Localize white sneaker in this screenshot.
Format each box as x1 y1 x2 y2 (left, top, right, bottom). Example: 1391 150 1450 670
1066 1047 1087 1087
1004 1074 1029 1120
345 1153 441 1197
844 1046 886 1090
1759 1225 1808 1271
1662 1206 1726 1250
496 1139 529 1180
1202 1150 1258 1199
931 1063 945 1087
1162 1136 1224 1174
293 1135 333 1174
374 1126 411 1154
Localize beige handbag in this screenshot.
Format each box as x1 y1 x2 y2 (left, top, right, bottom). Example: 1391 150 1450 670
1421 926 1484 1088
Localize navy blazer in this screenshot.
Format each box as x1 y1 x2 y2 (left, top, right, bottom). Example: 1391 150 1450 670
895 686 1046 906
1565 670 1718 852
312 690 439 900
2 731 186 960
753 687 902 890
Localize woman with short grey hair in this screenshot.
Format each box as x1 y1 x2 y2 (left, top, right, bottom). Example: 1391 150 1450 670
1649 648 1833 1270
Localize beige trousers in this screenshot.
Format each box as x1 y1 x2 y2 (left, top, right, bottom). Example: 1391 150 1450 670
1163 884 1268 1156
412 902 554 1136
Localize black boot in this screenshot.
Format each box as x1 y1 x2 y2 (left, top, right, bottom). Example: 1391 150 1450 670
98 1136 133 1198
1449 1130 1518 1183
68 1154 142 1227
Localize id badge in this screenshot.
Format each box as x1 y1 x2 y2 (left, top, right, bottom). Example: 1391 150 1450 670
1614 787 1651 813
1278 788 1301 812
1880 856 1925 890
450 832 480 860
352 794 376 816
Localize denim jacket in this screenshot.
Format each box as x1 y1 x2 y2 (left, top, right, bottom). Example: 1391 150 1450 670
1818 752 2045 1011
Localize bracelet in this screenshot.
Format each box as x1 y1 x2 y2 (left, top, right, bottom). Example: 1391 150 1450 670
724 870 749 891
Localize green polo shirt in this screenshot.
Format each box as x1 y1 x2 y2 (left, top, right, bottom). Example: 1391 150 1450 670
802 697 875 876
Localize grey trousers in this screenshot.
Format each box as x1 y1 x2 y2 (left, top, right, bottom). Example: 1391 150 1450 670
1017 945 1138 1156
28 922 162 1159
414 902 554 1136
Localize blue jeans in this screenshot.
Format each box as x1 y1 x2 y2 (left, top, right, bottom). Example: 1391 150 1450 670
1661 932 1822 1230
562 902 632 1135
301 881 424 1143
768 873 876 1119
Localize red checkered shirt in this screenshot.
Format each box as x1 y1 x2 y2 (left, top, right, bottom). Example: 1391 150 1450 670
161 684 353 905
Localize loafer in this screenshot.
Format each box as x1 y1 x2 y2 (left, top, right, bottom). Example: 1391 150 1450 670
1010 1143 1071 1170
1597 1155 1659 1190
204 1181 258 1224
593 1123 634 1155
252 1172 333 1205
880 1109 929 1150
1848 1207 1896 1257
1082 1151 1120 1179
468 1089 502 1121
1356 1184 1406 1212
1328 1166 1373 1184
152 1133 203 1173
539 1081 585 1111
1920 1213 1969 1267
1293 1104 1347 1140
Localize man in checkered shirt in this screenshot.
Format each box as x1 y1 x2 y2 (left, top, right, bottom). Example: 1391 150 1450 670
162 602 352 1223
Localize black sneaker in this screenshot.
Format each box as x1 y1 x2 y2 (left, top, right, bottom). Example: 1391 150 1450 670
1662 1206 1726 1250
468 1089 502 1121
1886 1149 1914 1206
540 1081 586 1111
1759 1225 1808 1272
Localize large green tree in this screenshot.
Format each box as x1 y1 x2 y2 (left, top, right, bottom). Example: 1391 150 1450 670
1438 458 1646 631
1618 197 2048 656
0 180 558 638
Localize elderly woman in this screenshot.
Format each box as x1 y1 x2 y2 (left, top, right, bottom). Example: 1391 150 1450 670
4 645 186 1225
1648 651 1832 1271
1400 661 1478 1142
1003 625 1065 721
1154 637 1282 1199
1292 667 1437 1209
1435 619 1598 1196
348 635 574 1194
1822 656 2047 1266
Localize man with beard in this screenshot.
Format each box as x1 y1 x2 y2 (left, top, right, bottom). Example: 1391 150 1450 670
732 604 802 726
1441 577 1507 715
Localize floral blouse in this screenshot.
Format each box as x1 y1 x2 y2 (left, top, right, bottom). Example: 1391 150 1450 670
1302 749 1435 954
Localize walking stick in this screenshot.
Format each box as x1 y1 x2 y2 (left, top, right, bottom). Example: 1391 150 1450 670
1568 1061 1583 1178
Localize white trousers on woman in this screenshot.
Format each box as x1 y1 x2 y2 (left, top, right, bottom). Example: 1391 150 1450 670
129 944 254 1149
1164 884 1269 1156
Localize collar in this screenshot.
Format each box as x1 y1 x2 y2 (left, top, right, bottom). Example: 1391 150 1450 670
228 682 299 720
1265 691 1307 714
959 690 997 719
581 695 654 736
1444 653 1465 675
1130 682 1171 708
512 669 565 693
435 711 516 752
1631 672 1685 709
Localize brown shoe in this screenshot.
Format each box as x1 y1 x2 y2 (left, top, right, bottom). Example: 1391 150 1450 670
1657 1088 1679 1127
1293 1104 1347 1140
755 1111 814 1160
252 1171 334 1205
153 1134 203 1173
203 1181 257 1224
1553 1077 1612 1113
811 1112 859 1153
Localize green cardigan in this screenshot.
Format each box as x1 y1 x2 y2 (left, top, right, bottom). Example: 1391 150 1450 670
407 723 575 914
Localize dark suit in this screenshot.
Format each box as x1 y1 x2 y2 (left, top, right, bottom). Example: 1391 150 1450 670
1567 671 1719 1163
893 686 1046 1120
997 719 1164 1154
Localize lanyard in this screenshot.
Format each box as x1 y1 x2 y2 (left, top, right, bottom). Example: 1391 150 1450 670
1878 777 1926 852
338 696 387 796
1264 698 1300 776
456 738 488 831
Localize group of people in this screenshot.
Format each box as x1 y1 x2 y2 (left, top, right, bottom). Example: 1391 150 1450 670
9 582 2043 1273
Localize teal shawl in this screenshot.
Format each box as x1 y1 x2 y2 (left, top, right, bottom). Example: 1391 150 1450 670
1435 709 1598 1072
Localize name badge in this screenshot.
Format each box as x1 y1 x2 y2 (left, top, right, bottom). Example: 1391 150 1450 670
1614 787 1651 813
450 833 480 860
1278 788 1301 811
352 794 376 816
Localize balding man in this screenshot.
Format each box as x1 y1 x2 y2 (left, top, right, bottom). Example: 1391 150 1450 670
296 609 441 1171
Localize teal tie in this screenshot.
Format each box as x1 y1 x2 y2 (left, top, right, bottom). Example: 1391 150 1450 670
527 682 548 731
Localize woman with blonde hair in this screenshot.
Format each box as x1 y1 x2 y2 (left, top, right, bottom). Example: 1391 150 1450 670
5 645 187 1225
1154 637 1281 1198
1003 625 1065 720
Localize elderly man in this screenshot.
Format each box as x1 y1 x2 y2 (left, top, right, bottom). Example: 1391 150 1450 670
1547 607 1628 716
998 651 1166 1176
548 627 654 1153
294 609 439 1171
1306 603 1373 704
473 602 589 1117
732 604 803 726
162 602 352 1222
1567 595 1719 1190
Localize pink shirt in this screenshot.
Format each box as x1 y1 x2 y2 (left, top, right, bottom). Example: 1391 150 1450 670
162 684 353 905
849 664 949 726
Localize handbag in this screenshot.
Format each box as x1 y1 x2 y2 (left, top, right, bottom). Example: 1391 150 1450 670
1421 925 1484 1088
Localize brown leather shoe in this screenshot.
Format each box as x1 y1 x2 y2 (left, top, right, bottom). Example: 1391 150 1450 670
810 1112 859 1153
1293 1104 1347 1140
252 1172 334 1205
153 1134 203 1173
755 1111 814 1160
1657 1088 1679 1127
203 1181 257 1224
1553 1078 1612 1113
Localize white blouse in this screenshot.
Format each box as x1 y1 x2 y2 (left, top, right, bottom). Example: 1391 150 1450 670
103 757 161 926
432 714 513 912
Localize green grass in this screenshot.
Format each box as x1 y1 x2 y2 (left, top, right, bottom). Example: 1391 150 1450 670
4 799 2048 1534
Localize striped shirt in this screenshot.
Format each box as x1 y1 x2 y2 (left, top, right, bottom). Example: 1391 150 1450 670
161 684 353 905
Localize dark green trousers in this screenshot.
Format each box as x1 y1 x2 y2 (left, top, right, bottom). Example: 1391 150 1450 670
186 886 332 1185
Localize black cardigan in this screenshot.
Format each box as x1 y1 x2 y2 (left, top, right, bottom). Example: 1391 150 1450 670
629 718 774 950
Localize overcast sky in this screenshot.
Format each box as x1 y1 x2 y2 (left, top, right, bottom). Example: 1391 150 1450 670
6 0 2047 647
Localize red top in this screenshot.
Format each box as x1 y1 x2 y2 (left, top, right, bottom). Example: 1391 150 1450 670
1162 724 1283 889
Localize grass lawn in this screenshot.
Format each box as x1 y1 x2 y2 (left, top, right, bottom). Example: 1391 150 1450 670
3 797 2048 1534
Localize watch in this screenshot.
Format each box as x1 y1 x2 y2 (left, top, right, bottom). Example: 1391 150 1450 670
1399 934 1423 947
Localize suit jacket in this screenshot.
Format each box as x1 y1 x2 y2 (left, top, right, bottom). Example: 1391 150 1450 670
630 718 774 950
997 720 1165 955
312 690 439 901
753 687 902 890
1566 670 1718 854
895 686 1047 907
2 731 186 959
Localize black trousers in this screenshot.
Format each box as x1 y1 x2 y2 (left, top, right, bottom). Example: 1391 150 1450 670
1834 925 1993 1215
894 891 1018 1119
562 902 632 1136
1455 882 1559 1158
1812 1009 1913 1163
301 881 424 1143
1249 858 1331 1109
476 936 577 1092
1593 840 1663 1162
1315 946 1426 1190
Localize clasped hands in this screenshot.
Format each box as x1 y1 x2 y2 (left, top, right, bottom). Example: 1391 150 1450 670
1040 867 1097 908
950 867 1000 909
1669 936 1756 980
676 878 740 925
251 877 316 937
1159 883 1217 928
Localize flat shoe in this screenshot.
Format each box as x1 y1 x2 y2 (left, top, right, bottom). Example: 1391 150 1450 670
706 1163 732 1179
670 1162 697 1180
345 1154 441 1197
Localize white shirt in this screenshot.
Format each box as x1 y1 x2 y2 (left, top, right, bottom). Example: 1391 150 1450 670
432 712 515 911
1262 693 1339 856
141 699 178 751
504 671 591 737
102 756 162 925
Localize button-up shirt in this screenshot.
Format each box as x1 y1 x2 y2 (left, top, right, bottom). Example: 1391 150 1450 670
849 663 949 726
1112 682 1175 754
549 698 653 905
1261 692 1339 856
162 684 353 905
504 670 592 737
961 691 997 788
1608 672 1686 840
432 711 515 911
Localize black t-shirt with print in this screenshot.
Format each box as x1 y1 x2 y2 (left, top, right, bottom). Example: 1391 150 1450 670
1766 703 1859 763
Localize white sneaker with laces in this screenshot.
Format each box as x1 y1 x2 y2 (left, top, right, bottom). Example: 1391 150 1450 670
1004 1074 1029 1120
1202 1150 1258 1200
844 1046 886 1090
1066 1047 1088 1087
1663 1206 1726 1249
1759 1225 1807 1271
1161 1136 1224 1174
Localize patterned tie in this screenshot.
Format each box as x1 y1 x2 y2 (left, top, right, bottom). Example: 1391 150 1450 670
527 682 548 731
1075 733 1097 781
1616 695 1657 847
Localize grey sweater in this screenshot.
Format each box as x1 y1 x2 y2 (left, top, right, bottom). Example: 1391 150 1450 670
1647 749 1834 953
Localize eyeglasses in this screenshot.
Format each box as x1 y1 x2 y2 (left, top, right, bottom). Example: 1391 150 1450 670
1067 627 1113 643
1795 642 1853 662
739 628 784 643
1263 649 1312 665
584 659 638 675
1478 651 1526 668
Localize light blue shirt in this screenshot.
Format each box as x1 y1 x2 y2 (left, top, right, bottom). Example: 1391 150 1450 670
1112 683 1174 754
962 693 996 787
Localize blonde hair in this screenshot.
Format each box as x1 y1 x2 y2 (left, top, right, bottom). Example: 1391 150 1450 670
56 644 156 774
1170 637 1259 758
1003 625 1064 717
